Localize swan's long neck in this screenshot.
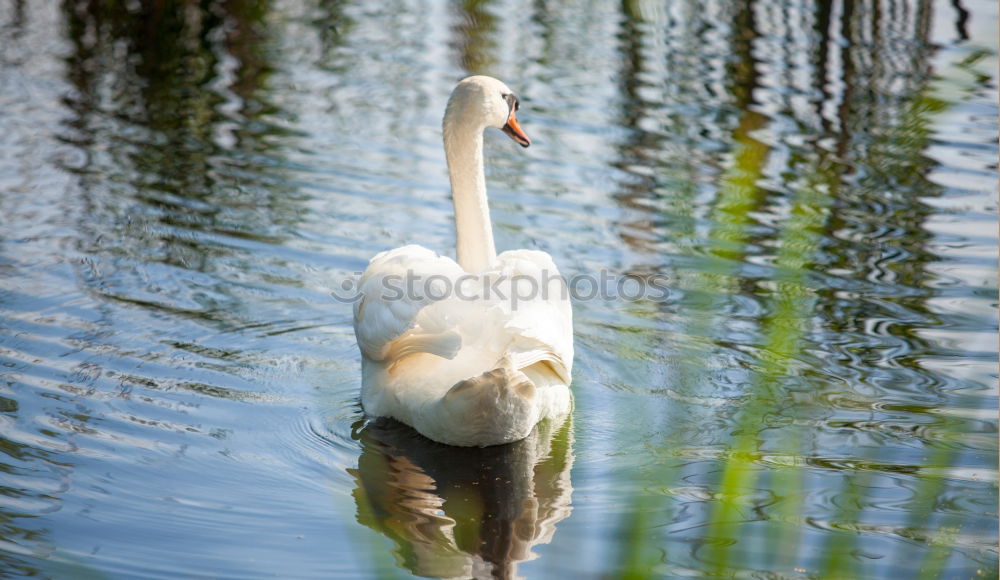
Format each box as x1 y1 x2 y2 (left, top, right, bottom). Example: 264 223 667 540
444 116 496 273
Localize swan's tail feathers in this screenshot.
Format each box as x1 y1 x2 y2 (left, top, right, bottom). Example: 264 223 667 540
426 357 538 446
444 357 535 404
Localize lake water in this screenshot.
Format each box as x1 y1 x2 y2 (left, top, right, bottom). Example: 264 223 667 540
1 0 996 578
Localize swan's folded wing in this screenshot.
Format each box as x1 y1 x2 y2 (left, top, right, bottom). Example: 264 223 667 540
353 245 467 362
496 250 575 381
355 246 574 383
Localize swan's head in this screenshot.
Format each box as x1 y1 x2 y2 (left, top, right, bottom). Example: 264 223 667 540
445 75 531 148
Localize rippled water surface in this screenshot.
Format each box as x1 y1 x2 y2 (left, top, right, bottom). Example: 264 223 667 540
1 0 996 578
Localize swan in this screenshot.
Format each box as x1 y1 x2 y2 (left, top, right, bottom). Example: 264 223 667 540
352 76 573 447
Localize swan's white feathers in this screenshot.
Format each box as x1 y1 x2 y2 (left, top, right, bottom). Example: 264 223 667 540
353 244 463 362
354 244 574 446
355 245 572 376
494 249 573 381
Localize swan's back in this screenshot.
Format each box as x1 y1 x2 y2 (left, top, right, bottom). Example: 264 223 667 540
354 245 573 446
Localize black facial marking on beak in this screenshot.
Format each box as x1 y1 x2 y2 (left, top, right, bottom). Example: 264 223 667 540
503 93 519 113
500 92 529 147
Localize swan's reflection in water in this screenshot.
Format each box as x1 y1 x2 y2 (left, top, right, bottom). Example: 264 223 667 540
350 415 574 579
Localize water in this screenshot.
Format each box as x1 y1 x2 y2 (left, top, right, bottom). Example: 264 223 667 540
1 0 996 578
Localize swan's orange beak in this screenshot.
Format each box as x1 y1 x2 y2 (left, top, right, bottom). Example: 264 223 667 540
502 111 531 148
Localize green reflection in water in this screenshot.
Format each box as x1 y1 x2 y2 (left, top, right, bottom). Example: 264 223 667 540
611 0 776 574
452 0 498 75
58 0 312 332
706 147 837 575
608 0 995 576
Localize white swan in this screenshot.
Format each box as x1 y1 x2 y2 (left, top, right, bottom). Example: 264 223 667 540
353 76 573 447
